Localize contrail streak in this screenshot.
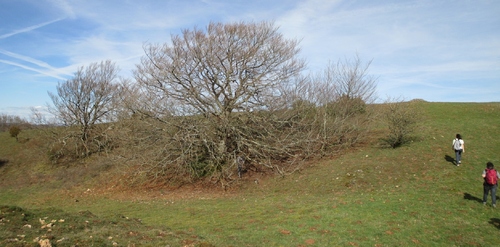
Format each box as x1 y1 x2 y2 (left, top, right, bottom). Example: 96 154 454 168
0 59 67 81
0 49 72 77
0 17 65 40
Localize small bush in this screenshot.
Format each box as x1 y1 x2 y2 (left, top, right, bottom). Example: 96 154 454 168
381 99 421 148
8 126 21 141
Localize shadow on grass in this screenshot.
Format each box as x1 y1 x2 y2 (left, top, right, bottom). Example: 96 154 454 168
464 192 500 204
444 155 455 165
0 159 8 168
463 193 482 203
489 218 500 230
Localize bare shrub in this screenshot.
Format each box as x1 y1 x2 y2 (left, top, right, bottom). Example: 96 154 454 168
48 60 120 159
122 22 378 187
381 98 422 148
287 56 377 154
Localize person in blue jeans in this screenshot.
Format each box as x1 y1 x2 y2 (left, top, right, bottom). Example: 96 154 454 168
452 134 464 166
482 162 500 208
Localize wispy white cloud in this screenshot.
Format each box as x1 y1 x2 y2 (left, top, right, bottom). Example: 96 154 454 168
276 0 499 101
47 0 76 19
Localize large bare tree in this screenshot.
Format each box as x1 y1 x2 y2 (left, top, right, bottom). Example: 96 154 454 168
133 21 306 184
48 60 119 157
128 22 378 187
135 21 305 117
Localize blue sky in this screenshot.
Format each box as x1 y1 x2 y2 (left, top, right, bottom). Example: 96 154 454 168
1 0 499 119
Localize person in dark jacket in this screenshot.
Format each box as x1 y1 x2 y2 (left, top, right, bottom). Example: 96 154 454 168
482 162 500 208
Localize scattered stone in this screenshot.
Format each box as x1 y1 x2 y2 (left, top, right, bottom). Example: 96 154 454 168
38 238 52 247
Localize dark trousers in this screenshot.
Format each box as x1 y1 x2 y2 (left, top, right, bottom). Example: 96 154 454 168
454 149 462 164
483 184 497 205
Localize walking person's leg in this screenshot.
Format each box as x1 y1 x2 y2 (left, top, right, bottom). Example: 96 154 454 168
483 185 490 205
455 150 461 165
492 185 497 207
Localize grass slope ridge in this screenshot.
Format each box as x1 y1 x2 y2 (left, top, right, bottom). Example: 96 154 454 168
0 102 499 246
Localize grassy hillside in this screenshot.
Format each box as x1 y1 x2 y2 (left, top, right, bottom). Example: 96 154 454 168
0 102 499 246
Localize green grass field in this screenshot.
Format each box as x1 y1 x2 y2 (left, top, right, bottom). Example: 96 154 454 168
1 102 499 246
